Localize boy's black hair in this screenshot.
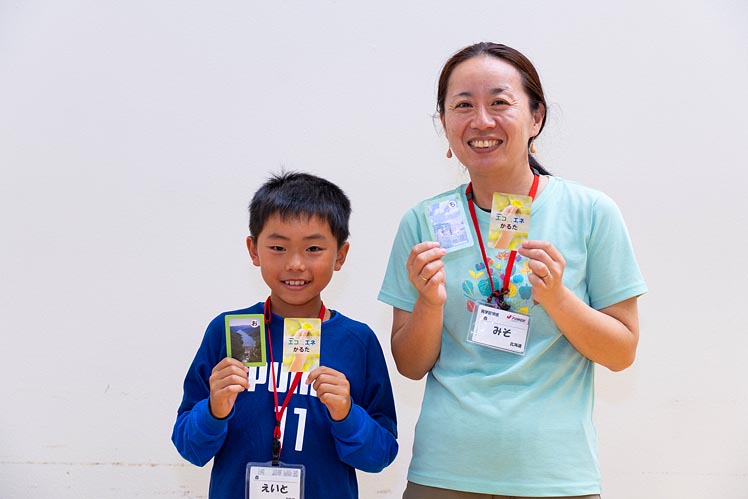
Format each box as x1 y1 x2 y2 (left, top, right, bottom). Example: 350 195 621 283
249 171 351 247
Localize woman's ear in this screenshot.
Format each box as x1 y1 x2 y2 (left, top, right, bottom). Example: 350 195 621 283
531 103 546 135
246 236 261 267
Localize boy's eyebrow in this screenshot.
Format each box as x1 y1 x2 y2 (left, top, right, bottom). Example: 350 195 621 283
265 233 290 241
265 233 329 241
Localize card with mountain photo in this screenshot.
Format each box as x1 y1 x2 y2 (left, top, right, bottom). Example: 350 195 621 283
225 314 266 367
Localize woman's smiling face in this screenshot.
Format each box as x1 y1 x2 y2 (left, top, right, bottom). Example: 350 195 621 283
441 55 543 175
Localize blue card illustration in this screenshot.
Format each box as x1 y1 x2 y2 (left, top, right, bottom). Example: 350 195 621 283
423 193 473 253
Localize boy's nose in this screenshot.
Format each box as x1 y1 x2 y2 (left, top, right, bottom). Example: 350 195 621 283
285 254 306 271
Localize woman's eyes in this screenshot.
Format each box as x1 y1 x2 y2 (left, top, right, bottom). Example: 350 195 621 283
452 100 508 109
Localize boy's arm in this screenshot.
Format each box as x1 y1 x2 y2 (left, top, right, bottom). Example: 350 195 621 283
172 397 231 466
327 335 398 473
172 324 237 466
329 402 398 473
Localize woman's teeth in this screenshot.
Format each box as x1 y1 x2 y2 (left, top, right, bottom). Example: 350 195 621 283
471 139 500 148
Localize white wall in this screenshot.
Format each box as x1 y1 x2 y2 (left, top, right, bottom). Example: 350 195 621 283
1 1 746 497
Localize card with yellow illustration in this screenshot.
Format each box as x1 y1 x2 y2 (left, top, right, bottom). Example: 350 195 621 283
282 318 322 372
488 192 533 250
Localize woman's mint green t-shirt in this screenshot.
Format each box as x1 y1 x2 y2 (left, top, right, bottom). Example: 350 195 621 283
378 176 647 496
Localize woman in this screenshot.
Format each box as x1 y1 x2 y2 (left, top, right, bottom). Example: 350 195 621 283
378 42 647 499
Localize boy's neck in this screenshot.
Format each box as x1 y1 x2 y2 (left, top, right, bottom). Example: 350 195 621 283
267 295 328 321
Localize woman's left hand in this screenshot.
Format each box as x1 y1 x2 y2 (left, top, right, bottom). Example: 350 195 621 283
518 239 640 371
517 240 566 306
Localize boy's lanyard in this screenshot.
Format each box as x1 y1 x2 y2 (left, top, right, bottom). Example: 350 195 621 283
263 297 326 465
465 173 539 310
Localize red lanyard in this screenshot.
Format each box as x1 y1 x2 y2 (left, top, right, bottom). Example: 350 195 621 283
263 297 326 465
466 174 539 310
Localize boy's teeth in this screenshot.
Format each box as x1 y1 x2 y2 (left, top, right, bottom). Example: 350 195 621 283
286 280 305 286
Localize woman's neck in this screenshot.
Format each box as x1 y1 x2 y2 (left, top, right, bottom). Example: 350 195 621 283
468 167 537 210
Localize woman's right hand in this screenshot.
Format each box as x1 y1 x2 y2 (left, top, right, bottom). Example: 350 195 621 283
392 241 447 379
209 357 249 419
406 241 447 306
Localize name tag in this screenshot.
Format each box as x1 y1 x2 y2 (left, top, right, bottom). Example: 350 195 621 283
246 462 305 499
467 302 530 355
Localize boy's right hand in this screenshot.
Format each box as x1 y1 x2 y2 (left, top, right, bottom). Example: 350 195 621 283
209 357 249 419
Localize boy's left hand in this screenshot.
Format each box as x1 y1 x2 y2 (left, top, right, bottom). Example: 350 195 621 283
306 366 351 421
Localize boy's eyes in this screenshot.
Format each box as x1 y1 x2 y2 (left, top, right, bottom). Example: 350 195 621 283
267 245 325 252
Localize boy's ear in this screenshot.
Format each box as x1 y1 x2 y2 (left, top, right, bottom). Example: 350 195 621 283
246 236 261 267
334 242 350 271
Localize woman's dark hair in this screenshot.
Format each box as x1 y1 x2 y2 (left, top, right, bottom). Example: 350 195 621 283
249 171 351 248
437 42 551 175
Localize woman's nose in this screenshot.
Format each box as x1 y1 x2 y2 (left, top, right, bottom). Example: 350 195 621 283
472 105 495 129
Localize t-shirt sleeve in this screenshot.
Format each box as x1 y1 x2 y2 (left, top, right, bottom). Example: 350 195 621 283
585 193 647 310
378 207 423 312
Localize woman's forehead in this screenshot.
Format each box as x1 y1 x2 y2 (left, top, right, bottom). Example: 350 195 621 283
447 55 523 94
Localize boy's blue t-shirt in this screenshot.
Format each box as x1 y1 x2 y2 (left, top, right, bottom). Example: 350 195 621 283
172 303 398 499
378 175 647 496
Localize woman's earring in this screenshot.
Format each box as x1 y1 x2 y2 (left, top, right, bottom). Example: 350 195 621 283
446 147 453 158
529 141 537 154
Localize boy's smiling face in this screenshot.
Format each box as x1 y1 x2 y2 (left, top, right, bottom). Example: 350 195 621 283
247 213 349 319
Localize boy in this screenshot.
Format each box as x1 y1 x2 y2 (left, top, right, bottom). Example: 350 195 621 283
172 172 398 498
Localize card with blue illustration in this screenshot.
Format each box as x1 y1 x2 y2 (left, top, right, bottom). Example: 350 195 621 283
423 193 474 253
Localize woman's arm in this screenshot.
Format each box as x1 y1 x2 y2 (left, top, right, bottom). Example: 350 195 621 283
540 289 639 371
390 242 447 380
519 240 640 371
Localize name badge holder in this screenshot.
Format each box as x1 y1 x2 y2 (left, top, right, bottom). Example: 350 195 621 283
246 461 304 499
467 301 530 355
464 174 538 355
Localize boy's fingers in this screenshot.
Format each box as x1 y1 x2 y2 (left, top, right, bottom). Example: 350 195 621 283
210 360 250 392
306 366 347 387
